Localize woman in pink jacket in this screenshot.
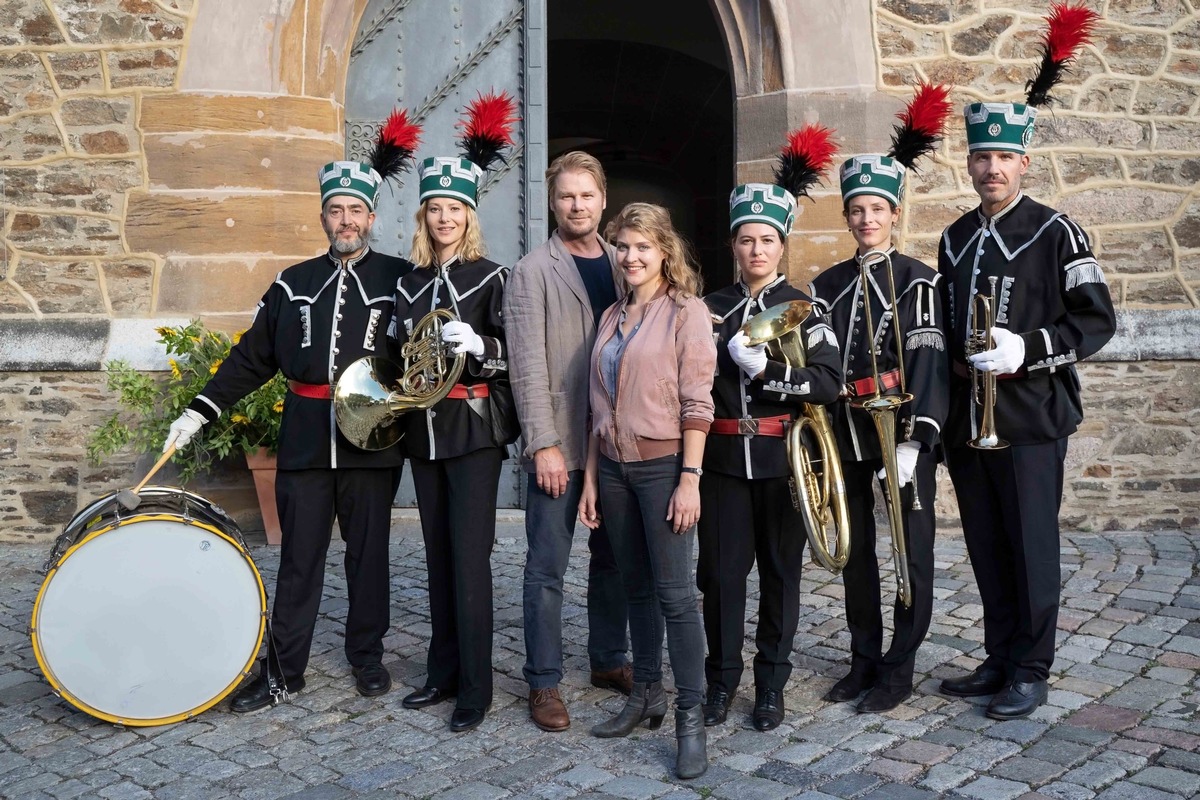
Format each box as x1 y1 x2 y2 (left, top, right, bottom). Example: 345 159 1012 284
578 202 717 779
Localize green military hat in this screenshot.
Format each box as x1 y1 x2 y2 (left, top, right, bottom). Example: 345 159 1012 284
728 183 797 237
318 161 384 210
839 155 906 207
418 156 486 208
729 124 837 236
963 102 1038 154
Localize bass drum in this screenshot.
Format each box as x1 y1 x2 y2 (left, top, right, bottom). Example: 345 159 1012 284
31 486 267 726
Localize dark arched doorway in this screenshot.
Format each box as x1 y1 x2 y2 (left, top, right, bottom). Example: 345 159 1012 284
548 0 735 290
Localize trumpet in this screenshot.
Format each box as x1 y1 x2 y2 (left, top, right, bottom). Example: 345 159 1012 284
966 276 1009 450
849 249 915 608
741 300 851 574
334 308 465 450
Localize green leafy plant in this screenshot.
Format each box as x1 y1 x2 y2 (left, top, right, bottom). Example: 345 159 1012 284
88 321 286 482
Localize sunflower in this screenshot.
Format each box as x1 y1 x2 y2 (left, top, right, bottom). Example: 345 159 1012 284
272 400 284 413
231 414 248 424
169 359 182 380
209 359 223 375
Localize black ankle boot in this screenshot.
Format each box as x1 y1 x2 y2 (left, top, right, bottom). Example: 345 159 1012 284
590 680 667 738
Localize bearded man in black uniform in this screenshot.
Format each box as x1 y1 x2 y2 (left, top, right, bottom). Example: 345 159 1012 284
937 6 1116 720
162 113 422 712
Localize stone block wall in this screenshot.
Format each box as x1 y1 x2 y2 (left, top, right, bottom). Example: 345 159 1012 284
0 0 1197 540
874 0 1200 310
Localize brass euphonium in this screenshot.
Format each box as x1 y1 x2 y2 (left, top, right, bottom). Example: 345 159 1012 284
741 300 851 574
966 276 1009 450
334 308 465 450
850 249 915 608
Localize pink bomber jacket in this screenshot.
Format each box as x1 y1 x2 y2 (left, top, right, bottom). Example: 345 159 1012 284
588 284 717 463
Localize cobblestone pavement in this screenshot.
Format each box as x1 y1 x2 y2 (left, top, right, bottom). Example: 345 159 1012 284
2 518 1198 800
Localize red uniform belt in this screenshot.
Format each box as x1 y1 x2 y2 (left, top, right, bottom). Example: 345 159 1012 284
952 360 1026 380
847 368 901 398
446 383 490 400
288 380 331 400
711 414 790 437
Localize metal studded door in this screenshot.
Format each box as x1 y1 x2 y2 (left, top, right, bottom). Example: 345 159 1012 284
346 0 547 508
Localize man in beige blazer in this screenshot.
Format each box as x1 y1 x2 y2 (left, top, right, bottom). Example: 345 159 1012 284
504 152 631 731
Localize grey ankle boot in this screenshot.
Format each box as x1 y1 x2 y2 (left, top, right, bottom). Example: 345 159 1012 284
675 704 708 779
591 680 667 738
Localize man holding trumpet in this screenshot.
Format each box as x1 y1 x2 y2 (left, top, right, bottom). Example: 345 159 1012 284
937 3 1116 721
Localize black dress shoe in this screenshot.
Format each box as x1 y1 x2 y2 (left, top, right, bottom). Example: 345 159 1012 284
702 685 734 727
402 685 455 709
752 687 785 731
857 684 912 714
986 680 1047 720
449 706 486 732
230 670 305 714
352 663 392 697
940 664 1008 698
823 670 875 703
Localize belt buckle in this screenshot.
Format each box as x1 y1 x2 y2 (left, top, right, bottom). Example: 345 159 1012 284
738 418 759 437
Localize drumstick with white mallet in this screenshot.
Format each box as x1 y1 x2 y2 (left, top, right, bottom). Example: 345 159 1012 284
115 443 176 511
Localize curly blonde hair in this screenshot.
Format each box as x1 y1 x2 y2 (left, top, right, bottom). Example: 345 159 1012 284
409 200 488 268
603 202 703 299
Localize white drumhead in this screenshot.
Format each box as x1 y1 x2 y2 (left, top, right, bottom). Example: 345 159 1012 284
35 517 264 722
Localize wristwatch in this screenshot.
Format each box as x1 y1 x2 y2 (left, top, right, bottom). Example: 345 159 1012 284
681 466 703 476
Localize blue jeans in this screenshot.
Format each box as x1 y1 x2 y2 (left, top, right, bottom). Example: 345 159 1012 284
599 454 705 709
523 469 630 688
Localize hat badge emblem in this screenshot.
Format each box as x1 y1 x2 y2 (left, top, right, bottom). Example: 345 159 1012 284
860 174 872 184
439 175 452 188
750 201 764 214
1022 124 1034 147
339 177 352 187
988 123 1002 137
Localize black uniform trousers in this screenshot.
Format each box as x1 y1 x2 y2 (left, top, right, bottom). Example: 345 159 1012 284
271 467 398 681
946 438 1068 683
697 470 805 694
840 452 936 690
410 446 505 711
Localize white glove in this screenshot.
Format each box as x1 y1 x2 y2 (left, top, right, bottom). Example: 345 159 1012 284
877 440 921 488
441 320 485 357
969 326 1025 375
164 409 206 452
727 333 768 378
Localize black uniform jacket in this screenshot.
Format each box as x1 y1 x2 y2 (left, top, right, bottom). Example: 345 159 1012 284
189 247 413 471
391 255 510 461
809 249 948 462
703 275 844 481
938 193 1116 447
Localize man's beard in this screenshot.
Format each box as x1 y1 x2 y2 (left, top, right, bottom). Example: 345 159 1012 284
328 225 370 254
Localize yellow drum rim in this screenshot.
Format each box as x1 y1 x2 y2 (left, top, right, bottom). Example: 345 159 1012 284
30 514 268 727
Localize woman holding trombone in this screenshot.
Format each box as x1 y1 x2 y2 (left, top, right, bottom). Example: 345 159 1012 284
808 84 951 713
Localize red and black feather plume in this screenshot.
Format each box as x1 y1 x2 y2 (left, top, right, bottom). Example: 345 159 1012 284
457 90 520 173
368 108 422 184
887 82 952 170
773 124 837 201
1025 2 1100 108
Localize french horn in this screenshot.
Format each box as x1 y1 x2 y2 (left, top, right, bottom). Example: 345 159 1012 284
334 308 465 450
741 300 851 574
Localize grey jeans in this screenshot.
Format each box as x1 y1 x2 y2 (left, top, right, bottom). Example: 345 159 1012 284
599 454 705 709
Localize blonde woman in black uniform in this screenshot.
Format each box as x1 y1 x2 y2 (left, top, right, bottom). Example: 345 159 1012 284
393 93 519 733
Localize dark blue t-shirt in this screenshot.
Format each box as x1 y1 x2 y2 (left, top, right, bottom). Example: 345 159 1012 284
573 252 618 326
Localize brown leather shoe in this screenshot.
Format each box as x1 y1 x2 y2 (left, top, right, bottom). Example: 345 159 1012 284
590 663 634 696
529 687 570 732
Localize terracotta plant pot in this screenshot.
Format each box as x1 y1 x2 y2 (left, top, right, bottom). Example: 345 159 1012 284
243 448 282 545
